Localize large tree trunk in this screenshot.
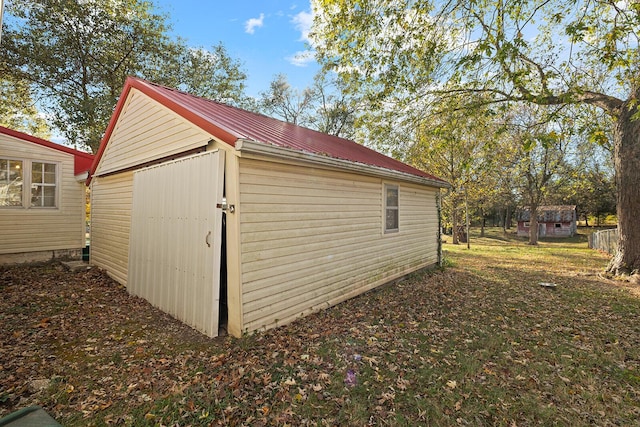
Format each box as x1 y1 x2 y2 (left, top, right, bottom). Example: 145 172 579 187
607 102 640 275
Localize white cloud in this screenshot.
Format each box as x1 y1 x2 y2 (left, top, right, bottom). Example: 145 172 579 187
287 50 315 67
291 10 313 43
245 13 265 34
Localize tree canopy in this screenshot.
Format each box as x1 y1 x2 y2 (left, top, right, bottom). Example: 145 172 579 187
1 0 249 153
311 0 640 274
258 72 359 139
0 76 51 139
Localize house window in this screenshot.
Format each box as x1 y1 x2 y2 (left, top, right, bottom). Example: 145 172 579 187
31 162 57 207
555 223 562 228
0 158 57 208
384 184 399 233
524 222 530 227
0 159 23 207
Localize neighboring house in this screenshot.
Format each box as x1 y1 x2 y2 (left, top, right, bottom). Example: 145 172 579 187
88 77 449 338
517 205 578 237
0 126 94 264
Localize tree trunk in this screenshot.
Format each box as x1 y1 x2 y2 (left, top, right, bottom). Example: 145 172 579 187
452 199 459 245
528 205 539 245
607 102 640 275
503 208 508 233
480 207 485 237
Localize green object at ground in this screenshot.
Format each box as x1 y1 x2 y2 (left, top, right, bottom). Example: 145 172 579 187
0 406 61 427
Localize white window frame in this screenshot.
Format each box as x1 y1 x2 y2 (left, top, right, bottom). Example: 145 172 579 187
0 157 59 209
30 161 58 208
384 183 399 234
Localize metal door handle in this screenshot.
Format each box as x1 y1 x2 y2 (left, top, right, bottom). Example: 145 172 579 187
206 231 211 247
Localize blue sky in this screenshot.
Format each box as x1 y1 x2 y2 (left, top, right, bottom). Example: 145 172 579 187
154 0 320 97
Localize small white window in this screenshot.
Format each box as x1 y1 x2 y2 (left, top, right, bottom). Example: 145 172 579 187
384 184 399 233
0 159 23 207
524 222 530 227
0 158 57 209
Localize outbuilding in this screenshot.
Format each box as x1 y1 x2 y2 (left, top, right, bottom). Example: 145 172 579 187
0 126 94 264
88 77 448 337
517 205 578 238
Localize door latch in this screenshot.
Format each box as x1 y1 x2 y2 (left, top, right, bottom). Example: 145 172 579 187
216 197 235 213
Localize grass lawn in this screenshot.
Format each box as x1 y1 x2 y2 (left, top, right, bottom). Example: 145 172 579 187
1 227 639 426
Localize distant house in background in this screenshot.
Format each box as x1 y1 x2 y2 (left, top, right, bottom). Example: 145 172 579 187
88 77 448 338
0 126 94 264
517 205 578 238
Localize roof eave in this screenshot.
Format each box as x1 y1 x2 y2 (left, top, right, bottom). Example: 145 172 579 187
236 139 450 189
0 126 94 176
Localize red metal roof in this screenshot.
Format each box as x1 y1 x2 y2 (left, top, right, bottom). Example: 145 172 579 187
0 126 94 175
90 77 446 184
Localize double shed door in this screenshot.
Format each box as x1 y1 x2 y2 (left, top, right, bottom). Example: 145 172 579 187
128 150 225 337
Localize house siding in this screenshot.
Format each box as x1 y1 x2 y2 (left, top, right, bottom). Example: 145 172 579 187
90 172 133 285
94 88 211 177
238 158 438 333
0 134 85 258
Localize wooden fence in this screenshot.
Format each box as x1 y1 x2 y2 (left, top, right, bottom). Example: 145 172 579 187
588 228 618 255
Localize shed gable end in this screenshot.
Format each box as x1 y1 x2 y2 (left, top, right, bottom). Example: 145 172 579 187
94 89 212 176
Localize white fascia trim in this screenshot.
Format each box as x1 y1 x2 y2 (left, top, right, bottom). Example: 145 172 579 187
235 139 450 188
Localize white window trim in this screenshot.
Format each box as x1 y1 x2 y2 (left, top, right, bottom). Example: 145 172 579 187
0 157 60 209
30 161 59 208
383 183 399 234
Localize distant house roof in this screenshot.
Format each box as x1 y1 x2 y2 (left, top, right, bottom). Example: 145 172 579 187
90 77 447 186
0 126 94 175
517 205 577 222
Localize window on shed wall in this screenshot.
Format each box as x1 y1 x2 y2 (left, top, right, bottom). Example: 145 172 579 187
384 184 399 233
0 159 23 207
0 158 57 208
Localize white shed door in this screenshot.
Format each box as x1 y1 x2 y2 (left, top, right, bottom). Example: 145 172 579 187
128 150 225 337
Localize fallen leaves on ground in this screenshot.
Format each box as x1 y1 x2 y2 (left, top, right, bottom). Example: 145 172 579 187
1 234 640 425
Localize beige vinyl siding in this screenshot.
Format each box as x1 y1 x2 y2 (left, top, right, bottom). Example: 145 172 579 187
0 134 85 254
90 172 133 285
94 89 211 176
238 158 438 332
